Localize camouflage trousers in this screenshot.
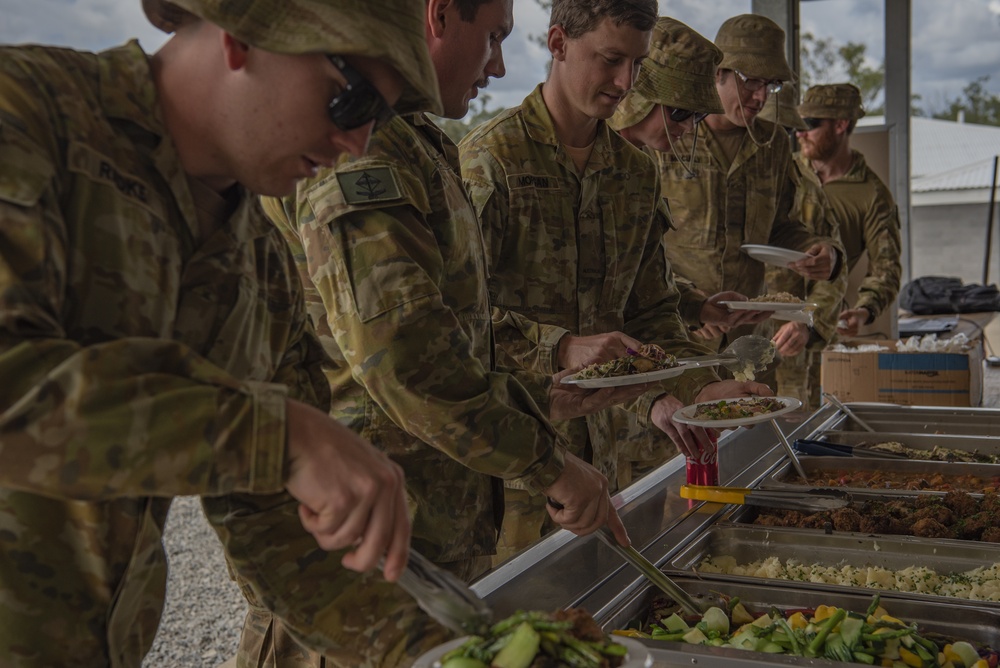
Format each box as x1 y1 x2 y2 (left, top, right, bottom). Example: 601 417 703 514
213 491 490 668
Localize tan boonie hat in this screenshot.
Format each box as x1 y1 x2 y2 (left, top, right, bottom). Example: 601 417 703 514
798 83 866 120
142 0 441 116
758 85 806 130
610 17 724 131
715 14 794 83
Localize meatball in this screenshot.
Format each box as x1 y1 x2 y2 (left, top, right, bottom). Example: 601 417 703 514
859 513 900 535
980 492 1000 516
982 526 1000 543
753 514 786 527
910 505 955 526
830 508 862 532
956 512 991 540
798 513 834 530
911 518 953 539
943 491 979 517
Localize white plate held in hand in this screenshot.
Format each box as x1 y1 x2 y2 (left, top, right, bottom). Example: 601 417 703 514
719 300 817 312
741 244 809 266
673 396 802 429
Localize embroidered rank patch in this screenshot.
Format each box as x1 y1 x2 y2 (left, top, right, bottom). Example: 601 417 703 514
337 166 402 204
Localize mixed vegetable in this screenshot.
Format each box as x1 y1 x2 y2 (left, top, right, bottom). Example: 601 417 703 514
693 397 786 420
614 593 998 668
439 609 628 668
575 344 677 380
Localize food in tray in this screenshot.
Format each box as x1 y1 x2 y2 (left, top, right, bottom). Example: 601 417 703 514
791 468 1000 494
575 343 677 380
693 397 786 420
749 491 1000 543
439 608 628 668
615 593 999 668
694 555 1000 602
864 441 1000 465
753 292 804 303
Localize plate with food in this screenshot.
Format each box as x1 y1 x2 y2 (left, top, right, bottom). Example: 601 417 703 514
673 396 802 428
740 244 810 266
413 608 652 668
719 293 817 312
561 343 698 388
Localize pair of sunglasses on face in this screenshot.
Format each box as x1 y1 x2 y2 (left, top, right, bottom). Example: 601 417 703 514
326 54 396 132
801 117 826 130
668 108 710 124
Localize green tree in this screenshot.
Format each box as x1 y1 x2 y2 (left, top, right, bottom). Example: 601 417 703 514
800 32 885 114
432 94 504 143
932 75 1000 126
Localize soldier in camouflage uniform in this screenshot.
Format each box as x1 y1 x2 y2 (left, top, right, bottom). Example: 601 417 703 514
254 1 645 664
796 84 903 338
756 87 848 409
460 0 772 561
655 14 841 353
0 0 445 665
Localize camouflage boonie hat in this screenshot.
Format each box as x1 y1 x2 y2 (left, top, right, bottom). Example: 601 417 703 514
142 0 441 116
610 17 724 131
758 85 806 130
798 83 866 120
715 14 794 83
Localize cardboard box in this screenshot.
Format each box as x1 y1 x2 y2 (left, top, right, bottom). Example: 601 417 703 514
821 339 983 407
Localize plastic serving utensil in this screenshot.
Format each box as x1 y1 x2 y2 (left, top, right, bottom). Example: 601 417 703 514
392 550 493 637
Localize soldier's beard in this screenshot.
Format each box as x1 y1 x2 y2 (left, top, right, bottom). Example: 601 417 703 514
801 129 838 161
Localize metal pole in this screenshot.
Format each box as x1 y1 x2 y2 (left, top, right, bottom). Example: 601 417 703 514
985 155 999 285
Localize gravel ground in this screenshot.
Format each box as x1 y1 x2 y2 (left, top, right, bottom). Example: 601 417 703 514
145 366 1000 667
143 496 245 668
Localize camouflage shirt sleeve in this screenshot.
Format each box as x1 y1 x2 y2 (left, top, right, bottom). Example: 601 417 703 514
0 93 287 501
854 181 902 319
263 166 565 492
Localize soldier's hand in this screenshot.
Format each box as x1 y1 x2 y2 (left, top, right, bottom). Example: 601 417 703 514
543 453 629 545
692 322 728 340
557 331 643 370
772 321 810 357
284 399 410 581
788 243 836 280
700 291 770 327
548 368 652 421
650 394 716 459
837 307 871 336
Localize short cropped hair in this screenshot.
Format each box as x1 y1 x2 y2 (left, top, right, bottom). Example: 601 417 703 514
549 0 657 39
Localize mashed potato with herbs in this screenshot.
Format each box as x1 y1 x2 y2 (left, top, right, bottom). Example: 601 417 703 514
697 555 1000 602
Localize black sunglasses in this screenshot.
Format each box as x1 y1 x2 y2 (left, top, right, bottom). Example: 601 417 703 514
326 55 396 131
669 108 710 124
802 117 825 130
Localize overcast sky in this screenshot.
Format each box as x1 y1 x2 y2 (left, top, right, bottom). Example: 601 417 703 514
3 0 1000 118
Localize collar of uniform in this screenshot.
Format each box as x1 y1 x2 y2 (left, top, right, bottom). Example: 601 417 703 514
410 112 461 170
840 149 868 183
520 83 616 175
97 41 167 139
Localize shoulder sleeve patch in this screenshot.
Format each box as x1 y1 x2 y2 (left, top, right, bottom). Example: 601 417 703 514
336 166 403 205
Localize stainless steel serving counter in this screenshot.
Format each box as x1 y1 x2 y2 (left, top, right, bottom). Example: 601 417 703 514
471 401 1000 668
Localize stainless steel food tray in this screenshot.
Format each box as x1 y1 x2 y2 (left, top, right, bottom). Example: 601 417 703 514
806 430 1000 459
599 578 1000 666
760 456 1000 495
666 524 1000 607
821 404 1000 436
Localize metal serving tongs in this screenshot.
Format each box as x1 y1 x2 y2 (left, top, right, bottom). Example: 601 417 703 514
392 549 493 637
680 485 851 512
822 392 876 433
596 529 706 616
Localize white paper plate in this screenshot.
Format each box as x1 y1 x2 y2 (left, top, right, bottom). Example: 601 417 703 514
561 360 708 388
412 634 653 668
672 396 802 429
741 244 809 266
719 300 817 312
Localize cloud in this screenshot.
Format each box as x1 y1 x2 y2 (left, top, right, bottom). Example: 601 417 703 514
2 0 999 119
